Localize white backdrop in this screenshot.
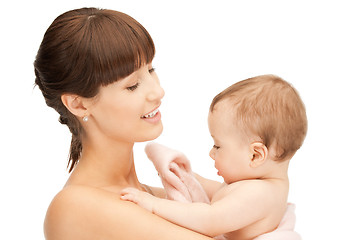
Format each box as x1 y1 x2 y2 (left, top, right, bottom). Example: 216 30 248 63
1 0 359 239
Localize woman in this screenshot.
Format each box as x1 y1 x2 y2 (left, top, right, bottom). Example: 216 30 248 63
35 7 213 240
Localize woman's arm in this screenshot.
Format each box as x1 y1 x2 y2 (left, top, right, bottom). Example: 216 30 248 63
44 185 214 240
147 185 167 198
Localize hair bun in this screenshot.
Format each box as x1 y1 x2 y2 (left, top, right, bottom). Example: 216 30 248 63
59 115 68 125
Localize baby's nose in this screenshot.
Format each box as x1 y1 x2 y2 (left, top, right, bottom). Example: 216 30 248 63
209 149 215 160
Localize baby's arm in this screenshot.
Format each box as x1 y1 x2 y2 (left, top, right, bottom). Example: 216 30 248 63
121 187 219 236
121 181 273 237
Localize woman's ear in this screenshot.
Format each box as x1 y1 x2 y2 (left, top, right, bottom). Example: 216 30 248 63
249 142 268 168
61 94 88 118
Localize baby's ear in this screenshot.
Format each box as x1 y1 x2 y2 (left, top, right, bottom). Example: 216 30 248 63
249 142 268 168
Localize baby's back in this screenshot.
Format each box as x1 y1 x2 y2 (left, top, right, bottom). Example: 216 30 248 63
224 208 286 240
212 179 288 240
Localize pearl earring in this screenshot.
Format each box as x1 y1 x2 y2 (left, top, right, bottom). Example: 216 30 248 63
82 116 89 122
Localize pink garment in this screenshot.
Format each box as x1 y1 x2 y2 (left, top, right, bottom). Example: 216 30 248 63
253 203 301 240
145 142 301 240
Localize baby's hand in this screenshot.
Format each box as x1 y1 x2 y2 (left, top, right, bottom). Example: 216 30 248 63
120 187 156 213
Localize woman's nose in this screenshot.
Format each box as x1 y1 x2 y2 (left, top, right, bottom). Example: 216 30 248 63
147 77 165 102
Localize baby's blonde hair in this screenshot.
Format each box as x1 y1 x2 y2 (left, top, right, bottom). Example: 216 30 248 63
210 75 307 161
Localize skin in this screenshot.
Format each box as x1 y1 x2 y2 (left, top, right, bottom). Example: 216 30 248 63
121 100 290 240
44 64 214 240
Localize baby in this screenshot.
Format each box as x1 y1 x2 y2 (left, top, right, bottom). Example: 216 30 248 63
121 75 307 240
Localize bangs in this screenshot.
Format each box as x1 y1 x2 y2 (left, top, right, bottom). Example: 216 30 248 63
75 9 155 95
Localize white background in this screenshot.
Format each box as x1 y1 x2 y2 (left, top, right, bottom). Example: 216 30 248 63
1 0 359 239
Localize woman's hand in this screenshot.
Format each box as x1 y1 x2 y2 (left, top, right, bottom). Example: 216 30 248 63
120 187 156 213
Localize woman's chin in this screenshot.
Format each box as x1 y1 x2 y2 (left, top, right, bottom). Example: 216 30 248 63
138 124 163 142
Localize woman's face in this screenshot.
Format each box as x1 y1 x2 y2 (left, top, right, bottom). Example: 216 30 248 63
86 63 165 143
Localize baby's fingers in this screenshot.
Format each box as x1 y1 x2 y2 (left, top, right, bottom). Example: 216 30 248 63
120 187 141 203
120 188 154 212
120 193 137 203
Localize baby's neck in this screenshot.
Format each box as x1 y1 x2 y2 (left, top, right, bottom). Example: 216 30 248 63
254 158 290 182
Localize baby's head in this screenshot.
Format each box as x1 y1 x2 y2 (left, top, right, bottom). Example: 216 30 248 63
208 75 307 182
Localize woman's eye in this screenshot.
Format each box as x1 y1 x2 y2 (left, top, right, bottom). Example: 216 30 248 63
127 83 139 91
213 145 220 150
149 67 155 73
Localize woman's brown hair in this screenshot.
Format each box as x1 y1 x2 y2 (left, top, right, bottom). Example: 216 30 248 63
34 7 155 172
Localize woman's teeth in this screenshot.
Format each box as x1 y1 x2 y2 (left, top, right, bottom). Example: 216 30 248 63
142 108 159 118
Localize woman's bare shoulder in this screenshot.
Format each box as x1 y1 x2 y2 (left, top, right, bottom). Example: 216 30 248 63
44 185 120 239
44 185 212 240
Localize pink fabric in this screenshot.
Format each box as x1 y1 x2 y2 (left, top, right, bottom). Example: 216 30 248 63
145 142 301 240
253 203 301 240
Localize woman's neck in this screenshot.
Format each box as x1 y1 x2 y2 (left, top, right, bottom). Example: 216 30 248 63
65 137 143 191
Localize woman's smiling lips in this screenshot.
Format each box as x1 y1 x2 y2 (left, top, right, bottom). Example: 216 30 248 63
141 108 159 118
141 106 161 123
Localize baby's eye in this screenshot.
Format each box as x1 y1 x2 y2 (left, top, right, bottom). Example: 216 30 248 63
127 82 140 91
149 67 155 73
213 145 220 150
